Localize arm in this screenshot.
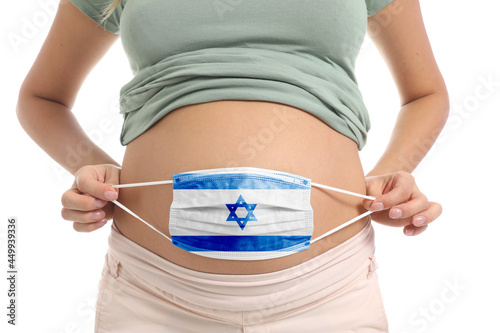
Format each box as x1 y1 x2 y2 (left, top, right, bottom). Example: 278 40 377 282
366 0 449 176
16 0 122 231
16 0 121 175
362 0 449 235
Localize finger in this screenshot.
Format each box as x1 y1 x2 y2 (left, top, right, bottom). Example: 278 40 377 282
363 198 375 211
75 167 119 202
61 188 108 211
387 193 429 220
404 224 428 236
61 207 106 223
411 202 443 227
369 173 416 211
73 219 108 233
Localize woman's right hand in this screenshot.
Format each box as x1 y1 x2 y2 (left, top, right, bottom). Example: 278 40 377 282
61 164 121 232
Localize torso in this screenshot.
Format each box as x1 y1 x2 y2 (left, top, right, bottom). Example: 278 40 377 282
113 100 370 274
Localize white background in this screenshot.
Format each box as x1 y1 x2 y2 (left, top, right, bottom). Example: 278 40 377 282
1 0 499 332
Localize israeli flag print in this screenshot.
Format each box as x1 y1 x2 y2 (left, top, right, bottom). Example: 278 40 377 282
169 167 314 260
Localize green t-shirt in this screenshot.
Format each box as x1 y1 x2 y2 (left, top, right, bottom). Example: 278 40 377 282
70 0 395 149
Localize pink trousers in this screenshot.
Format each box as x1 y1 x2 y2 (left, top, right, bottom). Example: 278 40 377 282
94 220 389 332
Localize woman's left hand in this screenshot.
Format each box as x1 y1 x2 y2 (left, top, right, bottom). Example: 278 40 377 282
362 171 442 236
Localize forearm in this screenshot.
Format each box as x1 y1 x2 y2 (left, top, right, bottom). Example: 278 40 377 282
17 94 121 175
366 92 449 177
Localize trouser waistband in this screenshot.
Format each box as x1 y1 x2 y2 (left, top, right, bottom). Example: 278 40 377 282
107 218 376 312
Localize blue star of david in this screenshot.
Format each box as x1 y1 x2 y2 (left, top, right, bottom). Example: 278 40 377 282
225 194 258 230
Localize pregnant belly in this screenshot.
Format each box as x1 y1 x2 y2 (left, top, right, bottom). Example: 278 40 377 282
113 100 370 274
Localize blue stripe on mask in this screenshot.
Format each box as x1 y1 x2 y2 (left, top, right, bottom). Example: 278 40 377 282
173 172 311 190
172 235 311 252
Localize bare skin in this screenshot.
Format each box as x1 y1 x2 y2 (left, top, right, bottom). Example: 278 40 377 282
17 0 448 274
112 100 371 274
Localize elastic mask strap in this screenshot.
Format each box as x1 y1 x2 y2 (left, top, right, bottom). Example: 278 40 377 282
309 210 373 245
113 180 173 189
310 182 375 201
110 179 376 245
112 180 173 242
111 199 173 242
309 182 375 245
113 180 376 199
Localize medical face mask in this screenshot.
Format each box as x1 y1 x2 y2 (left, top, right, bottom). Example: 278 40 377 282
112 167 374 261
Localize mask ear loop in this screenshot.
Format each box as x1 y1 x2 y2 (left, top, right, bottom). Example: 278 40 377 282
309 210 374 245
111 180 174 242
113 180 173 188
310 182 375 201
309 182 375 245
110 180 377 246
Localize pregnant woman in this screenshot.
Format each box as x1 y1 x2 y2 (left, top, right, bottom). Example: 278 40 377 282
16 0 449 331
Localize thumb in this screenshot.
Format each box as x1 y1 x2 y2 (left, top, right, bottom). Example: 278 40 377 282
363 198 385 212
367 176 413 211
362 199 375 211
75 166 119 202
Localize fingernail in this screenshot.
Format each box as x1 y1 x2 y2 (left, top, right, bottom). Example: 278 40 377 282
91 210 105 220
104 191 118 200
405 227 414 236
370 202 384 211
414 216 426 226
389 208 402 218
94 199 106 208
95 219 107 228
